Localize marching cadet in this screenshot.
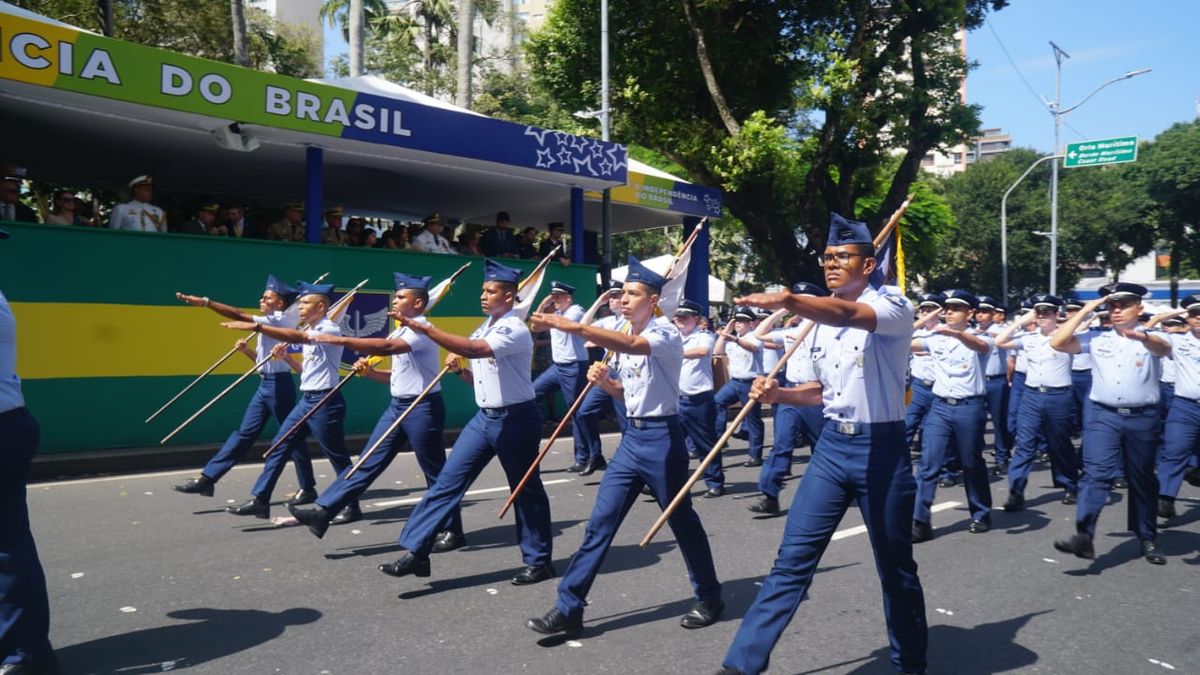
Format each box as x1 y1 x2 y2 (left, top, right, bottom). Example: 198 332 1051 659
172 277 315 502
905 293 944 455
673 298 724 497
994 294 1079 511
717 214 927 675
110 175 165 232
1154 302 1198 519
0 227 60 674
1048 284 1169 565
575 281 628 471
289 273 463 549
1005 300 1034 458
749 282 830 515
219 281 354 519
910 290 994 543
532 282 597 474
1063 297 1096 462
973 296 1013 475
714 307 765 467
526 256 725 637
377 260 554 585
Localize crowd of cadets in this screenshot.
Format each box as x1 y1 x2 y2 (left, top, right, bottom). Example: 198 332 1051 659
5 210 1200 674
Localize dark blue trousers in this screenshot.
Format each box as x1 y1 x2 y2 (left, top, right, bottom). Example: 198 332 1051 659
679 392 723 490
914 398 992 524
534 361 590 464
1006 371 1025 442
251 390 352 501
318 393 461 534
903 379 934 448
1158 396 1200 499
984 375 1012 463
0 408 52 667
399 401 551 564
202 373 314 489
715 379 764 462
723 421 926 674
576 376 626 464
1070 369 1093 464
555 417 721 620
1008 387 1078 498
759 403 824 500
1075 403 1160 541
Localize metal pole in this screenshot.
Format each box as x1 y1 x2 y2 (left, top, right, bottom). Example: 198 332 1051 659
1002 154 1062 304
600 0 612 276
1049 42 1068 296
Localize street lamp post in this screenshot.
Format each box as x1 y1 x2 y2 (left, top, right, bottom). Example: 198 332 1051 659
1001 154 1062 304
600 0 612 278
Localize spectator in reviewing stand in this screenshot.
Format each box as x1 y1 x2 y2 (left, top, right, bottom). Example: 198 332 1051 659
457 229 482 256
225 205 248 238
481 211 520 258
380 226 407 250
45 190 83 226
412 213 455 254
110 175 165 232
267 203 305 242
363 230 379 248
322 207 345 246
345 217 367 246
174 203 218 235
0 178 37 224
539 222 570 264
519 227 539 259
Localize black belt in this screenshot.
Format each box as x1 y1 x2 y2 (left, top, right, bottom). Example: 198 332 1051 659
1026 385 1070 393
628 416 675 429
480 400 536 418
1093 402 1155 416
1072 369 1091 374
680 392 713 403
937 395 984 406
301 388 333 395
986 374 1006 381
733 377 756 383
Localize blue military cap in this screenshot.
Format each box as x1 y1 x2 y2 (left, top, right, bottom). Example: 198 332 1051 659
1020 298 1033 310
297 280 335 298
827 212 872 246
1162 315 1186 326
606 278 624 292
393 272 431 291
1181 294 1200 311
624 255 666 291
918 292 946 308
675 298 704 316
483 258 523 285
791 281 830 297
976 295 1003 312
264 274 297 301
1029 293 1062 309
1098 282 1147 301
1062 295 1083 310
549 280 576 295
732 306 756 321
942 289 978 309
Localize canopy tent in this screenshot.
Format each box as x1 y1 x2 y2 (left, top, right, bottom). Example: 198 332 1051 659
611 254 729 304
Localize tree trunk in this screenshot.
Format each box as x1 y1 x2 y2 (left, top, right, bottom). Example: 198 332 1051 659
230 0 250 67
681 0 739 137
456 0 473 108
1170 237 1180 307
349 0 365 76
96 0 113 36
423 20 434 95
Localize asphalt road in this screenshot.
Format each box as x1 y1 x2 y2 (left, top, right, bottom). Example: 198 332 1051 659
28 423 1200 674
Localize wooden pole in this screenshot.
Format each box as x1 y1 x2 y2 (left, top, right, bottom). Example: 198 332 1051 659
159 353 274 445
342 364 452 479
261 366 360 458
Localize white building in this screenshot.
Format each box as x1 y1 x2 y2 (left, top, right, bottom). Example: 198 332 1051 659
249 0 324 69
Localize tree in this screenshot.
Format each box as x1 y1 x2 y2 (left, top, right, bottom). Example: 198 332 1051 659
528 0 1007 285
231 0 249 67
1136 120 1200 306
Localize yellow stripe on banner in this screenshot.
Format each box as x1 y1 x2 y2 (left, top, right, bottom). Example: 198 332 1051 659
13 302 483 380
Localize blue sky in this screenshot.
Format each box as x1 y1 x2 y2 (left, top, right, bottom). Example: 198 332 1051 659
326 1 1198 152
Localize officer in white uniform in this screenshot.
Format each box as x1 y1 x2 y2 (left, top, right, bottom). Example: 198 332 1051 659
110 175 165 232
411 214 456 254
533 282 596 473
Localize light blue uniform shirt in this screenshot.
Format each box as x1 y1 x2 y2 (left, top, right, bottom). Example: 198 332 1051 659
388 316 441 398
0 290 25 413
253 310 299 375
810 285 913 424
1168 332 1200 399
920 332 990 398
769 326 816 385
593 314 627 376
617 321 682 418
725 334 763 380
1071 327 1097 371
679 328 715 395
469 310 536 408
1012 331 1030 374
1011 331 1071 388
910 328 936 383
550 304 588 364
300 318 344 391
1161 349 1177 385
974 323 1007 377
1077 329 1161 407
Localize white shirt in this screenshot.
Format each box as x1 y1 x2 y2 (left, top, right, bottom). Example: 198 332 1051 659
1161 348 1177 385
0 290 25 413
1011 331 1071 388
1168 332 1200 400
111 200 165 232
725 334 763 380
909 328 936 383
679 328 715 395
768 326 817 385
1012 333 1029 374
811 285 913 424
388 317 442 398
761 335 784 377
974 323 1007 377
1072 327 1097 371
469 310 536 407
617 321 683 417
550 304 588 363
1077 329 1161 407
300 318 344 391
253 311 299 375
412 229 455 254
593 314 626 375
920 332 990 398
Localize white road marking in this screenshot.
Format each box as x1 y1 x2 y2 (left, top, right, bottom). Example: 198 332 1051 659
370 478 575 508
831 501 962 541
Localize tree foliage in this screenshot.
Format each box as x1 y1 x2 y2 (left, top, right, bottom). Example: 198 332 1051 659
1134 120 1200 303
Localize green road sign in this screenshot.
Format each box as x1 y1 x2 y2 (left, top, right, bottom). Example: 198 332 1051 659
1063 136 1138 168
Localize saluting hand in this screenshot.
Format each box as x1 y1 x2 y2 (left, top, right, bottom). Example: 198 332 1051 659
587 362 610 383
749 376 779 404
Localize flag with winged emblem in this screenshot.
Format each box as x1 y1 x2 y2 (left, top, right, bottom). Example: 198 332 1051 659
513 244 561 320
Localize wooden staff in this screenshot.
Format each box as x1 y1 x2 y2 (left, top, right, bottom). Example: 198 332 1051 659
342 364 452 479
639 197 912 547
498 221 707 518
145 273 330 424
261 365 361 458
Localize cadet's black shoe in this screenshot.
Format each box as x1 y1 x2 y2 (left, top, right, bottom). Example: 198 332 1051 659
0 652 60 675
688 451 700 460
287 504 332 539
512 563 555 586
1002 493 1025 512
1035 452 1049 463
565 462 586 473
742 458 762 468
911 520 934 544
748 496 779 514
968 519 991 534
331 504 362 525
227 498 269 519
937 475 957 488
1158 498 1177 520
703 487 726 499
1184 466 1200 487
172 475 214 497
1053 533 1095 560
431 530 467 553
1061 491 1077 505
378 552 431 578
680 597 725 629
641 485 655 496
714 668 745 675
579 455 607 477
990 462 1008 477
1112 477 1128 489
732 429 750 441
526 608 582 636
286 488 318 506
1141 540 1167 565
